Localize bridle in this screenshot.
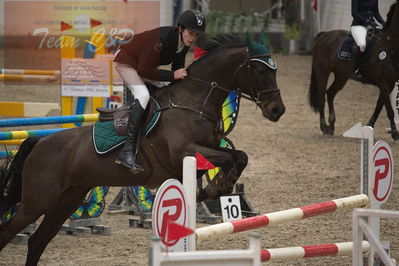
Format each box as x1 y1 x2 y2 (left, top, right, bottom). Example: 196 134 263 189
156 54 281 121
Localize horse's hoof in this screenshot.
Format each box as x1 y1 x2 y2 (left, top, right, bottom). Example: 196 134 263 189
323 129 334 136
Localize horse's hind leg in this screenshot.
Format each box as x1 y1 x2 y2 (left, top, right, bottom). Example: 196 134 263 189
0 205 44 251
326 76 348 135
313 70 330 135
25 186 90 266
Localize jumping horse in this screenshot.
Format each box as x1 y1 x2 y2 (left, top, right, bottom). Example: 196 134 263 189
308 1 399 140
0 33 285 265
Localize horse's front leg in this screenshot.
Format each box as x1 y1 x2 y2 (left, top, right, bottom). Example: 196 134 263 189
217 147 248 182
184 144 248 200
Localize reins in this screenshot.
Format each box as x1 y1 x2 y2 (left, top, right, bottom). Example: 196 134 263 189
155 55 280 122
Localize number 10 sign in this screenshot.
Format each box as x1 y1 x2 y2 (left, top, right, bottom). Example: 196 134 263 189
220 195 242 222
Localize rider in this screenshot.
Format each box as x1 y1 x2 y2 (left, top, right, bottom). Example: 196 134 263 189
351 0 385 78
113 9 206 173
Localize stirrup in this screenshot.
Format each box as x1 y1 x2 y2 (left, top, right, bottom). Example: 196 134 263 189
115 157 132 169
352 69 362 80
130 162 144 174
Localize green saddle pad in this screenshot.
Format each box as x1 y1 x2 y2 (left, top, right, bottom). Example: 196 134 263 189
93 102 161 154
93 121 126 154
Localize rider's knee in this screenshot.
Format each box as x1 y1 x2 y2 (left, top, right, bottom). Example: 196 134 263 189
132 85 150 108
359 43 366 52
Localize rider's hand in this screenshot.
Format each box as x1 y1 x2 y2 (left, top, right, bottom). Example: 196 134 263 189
174 68 187 80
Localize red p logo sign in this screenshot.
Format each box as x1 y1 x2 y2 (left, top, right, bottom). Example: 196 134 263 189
160 198 182 246
372 143 393 204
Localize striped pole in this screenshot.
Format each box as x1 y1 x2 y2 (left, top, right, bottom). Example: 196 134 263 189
0 74 58 83
195 194 369 241
0 68 60 76
0 139 24 145
261 241 370 262
0 114 98 128
0 150 17 159
0 128 65 140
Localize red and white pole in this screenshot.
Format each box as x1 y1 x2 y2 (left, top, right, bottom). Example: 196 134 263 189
196 194 369 241
261 241 370 262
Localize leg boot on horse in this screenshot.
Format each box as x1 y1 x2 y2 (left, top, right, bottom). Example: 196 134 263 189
115 99 145 174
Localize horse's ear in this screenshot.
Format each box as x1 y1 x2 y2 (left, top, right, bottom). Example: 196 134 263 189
245 31 256 54
259 29 270 53
259 30 268 46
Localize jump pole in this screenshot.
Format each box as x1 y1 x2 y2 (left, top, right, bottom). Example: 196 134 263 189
0 128 65 140
195 194 369 241
0 139 24 145
261 241 370 262
0 74 58 83
0 113 98 128
0 68 60 76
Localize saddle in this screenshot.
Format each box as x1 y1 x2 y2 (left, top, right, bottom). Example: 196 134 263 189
96 97 161 136
338 28 379 61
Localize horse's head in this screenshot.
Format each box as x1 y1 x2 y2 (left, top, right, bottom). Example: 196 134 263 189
234 32 285 122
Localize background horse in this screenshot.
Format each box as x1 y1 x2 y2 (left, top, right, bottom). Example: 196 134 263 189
308 1 399 140
0 34 285 265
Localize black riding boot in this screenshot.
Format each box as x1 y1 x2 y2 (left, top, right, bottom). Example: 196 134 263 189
352 46 362 79
115 99 145 174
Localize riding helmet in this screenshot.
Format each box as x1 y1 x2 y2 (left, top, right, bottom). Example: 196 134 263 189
177 9 206 33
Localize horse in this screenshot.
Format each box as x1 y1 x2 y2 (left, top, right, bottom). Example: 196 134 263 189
308 1 399 140
0 33 285 265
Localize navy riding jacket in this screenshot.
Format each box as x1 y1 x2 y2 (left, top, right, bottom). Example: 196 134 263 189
351 0 385 26
114 26 189 82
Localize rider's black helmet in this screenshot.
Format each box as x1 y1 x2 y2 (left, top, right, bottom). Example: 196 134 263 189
177 9 206 33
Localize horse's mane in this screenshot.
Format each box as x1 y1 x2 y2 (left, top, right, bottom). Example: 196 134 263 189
384 0 398 30
189 34 245 69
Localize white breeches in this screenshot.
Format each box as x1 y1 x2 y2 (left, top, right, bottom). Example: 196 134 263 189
114 62 150 109
350 25 367 52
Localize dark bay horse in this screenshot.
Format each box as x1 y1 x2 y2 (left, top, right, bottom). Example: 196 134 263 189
0 34 285 265
308 1 399 140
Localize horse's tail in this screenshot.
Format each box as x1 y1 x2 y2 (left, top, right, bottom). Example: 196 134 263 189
0 137 40 218
308 32 326 113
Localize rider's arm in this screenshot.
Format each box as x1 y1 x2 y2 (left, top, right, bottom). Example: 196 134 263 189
373 2 385 26
171 46 189 71
136 42 175 82
351 0 368 25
